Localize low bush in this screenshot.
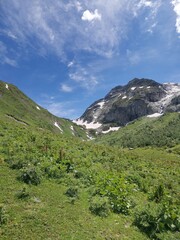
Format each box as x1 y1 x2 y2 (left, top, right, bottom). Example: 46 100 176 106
16 187 30 200
0 205 7 225
19 166 42 185
149 184 165 203
134 202 180 238
65 186 79 198
89 196 110 217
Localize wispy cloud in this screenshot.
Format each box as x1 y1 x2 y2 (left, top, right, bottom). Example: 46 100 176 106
0 41 17 67
172 0 180 35
60 84 73 93
69 63 98 89
126 48 158 65
47 102 76 119
81 9 101 22
0 0 178 89
38 94 77 119
0 0 164 61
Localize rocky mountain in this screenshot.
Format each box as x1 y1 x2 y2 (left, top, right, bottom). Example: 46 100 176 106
74 78 180 132
0 80 87 139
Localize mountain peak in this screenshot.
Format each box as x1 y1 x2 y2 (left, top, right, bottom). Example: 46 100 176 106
74 78 180 132
127 78 161 87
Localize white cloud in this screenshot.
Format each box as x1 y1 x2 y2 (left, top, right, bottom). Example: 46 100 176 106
75 1 83 12
138 0 153 8
3 57 17 67
47 102 76 119
69 64 98 89
0 41 17 67
0 0 163 62
39 94 77 119
68 61 74 68
60 84 73 93
81 9 101 22
126 48 159 65
172 0 180 34
126 50 141 65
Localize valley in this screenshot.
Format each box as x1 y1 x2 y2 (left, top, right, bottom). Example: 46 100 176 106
0 79 179 240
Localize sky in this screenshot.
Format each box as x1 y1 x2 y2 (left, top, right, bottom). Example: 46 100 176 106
0 0 180 120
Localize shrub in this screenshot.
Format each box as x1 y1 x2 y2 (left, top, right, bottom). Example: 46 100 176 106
74 170 84 179
16 187 30 200
134 202 180 238
19 166 42 185
150 184 165 203
65 186 78 198
94 174 132 215
89 196 110 217
6 156 26 170
44 164 66 179
0 205 7 225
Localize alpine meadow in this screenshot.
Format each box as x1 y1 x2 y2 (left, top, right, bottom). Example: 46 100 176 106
0 80 179 240
0 1 180 239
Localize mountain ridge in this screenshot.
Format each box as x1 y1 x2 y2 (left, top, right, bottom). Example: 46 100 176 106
0 80 87 139
74 78 180 132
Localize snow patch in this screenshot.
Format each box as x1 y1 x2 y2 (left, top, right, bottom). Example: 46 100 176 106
97 101 105 109
54 122 63 132
73 119 102 129
102 127 120 134
148 83 180 113
139 86 144 89
131 87 136 91
70 125 75 136
36 106 40 110
87 134 95 140
5 84 9 90
147 113 163 118
159 83 180 107
147 86 151 89
163 83 180 93
122 96 127 99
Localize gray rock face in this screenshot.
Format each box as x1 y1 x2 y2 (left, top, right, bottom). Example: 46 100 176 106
74 78 180 131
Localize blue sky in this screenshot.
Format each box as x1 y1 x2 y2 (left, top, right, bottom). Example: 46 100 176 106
0 0 180 119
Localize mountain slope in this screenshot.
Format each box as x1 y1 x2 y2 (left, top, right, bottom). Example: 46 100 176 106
0 112 179 240
0 80 87 138
96 112 180 148
0 80 179 240
74 78 180 132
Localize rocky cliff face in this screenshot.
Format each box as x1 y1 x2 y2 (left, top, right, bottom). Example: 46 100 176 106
74 78 180 132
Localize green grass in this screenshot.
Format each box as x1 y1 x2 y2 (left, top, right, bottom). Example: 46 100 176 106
0 165 149 240
96 112 180 148
0 80 87 139
0 80 180 239
0 118 179 239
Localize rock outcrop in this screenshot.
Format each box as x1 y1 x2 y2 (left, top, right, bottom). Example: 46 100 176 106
74 78 180 132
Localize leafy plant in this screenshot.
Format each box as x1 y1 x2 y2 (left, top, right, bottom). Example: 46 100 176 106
16 187 30 200
65 186 79 198
0 205 7 225
134 202 180 239
89 196 110 217
93 173 133 215
19 166 42 185
149 184 165 203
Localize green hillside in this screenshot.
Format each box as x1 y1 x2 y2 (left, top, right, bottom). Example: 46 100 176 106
0 114 180 239
96 113 180 148
0 81 179 239
0 80 87 139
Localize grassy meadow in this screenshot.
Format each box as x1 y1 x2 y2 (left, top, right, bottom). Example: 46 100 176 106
0 115 180 239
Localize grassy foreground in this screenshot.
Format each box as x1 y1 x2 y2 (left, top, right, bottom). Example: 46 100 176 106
0 118 180 239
